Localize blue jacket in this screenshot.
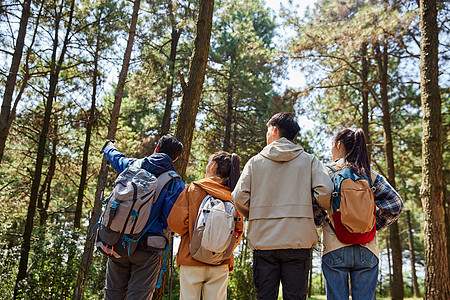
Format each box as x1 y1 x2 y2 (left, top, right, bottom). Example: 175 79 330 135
103 144 185 237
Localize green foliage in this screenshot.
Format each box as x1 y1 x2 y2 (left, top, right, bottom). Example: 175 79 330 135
227 226 255 300
2 224 80 299
196 0 293 165
1 0 448 297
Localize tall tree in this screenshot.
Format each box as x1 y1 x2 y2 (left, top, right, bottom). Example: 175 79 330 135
161 1 182 136
374 39 404 300
174 0 214 179
73 0 123 229
405 210 420 298
14 0 76 297
37 122 58 225
0 0 31 164
72 0 141 298
198 0 285 163
361 42 370 158
419 0 450 298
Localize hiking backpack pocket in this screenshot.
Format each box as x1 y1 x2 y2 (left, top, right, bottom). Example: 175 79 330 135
329 167 376 244
96 159 159 258
189 195 238 265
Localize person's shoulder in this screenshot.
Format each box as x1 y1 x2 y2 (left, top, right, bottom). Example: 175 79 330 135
294 149 317 163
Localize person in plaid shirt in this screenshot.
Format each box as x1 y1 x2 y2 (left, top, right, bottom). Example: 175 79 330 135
316 128 403 300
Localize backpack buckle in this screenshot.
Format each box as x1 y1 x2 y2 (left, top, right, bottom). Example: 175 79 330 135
332 192 339 198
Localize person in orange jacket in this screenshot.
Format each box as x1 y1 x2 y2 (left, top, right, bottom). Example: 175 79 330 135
168 151 244 300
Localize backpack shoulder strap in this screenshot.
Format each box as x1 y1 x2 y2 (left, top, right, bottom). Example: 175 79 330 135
155 171 180 201
326 164 338 173
130 158 144 169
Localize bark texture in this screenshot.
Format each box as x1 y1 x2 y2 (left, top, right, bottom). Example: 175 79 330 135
174 0 214 179
0 0 32 163
419 0 450 298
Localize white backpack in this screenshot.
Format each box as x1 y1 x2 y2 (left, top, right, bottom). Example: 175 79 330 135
189 195 238 265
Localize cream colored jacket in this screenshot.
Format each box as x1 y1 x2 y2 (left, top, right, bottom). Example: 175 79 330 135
232 138 333 250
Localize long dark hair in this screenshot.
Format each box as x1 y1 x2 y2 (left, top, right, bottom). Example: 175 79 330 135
333 128 371 179
209 151 241 191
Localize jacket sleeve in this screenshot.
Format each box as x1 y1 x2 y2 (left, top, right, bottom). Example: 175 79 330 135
102 144 136 173
161 178 186 231
311 156 333 210
167 183 191 236
373 173 403 231
231 159 252 219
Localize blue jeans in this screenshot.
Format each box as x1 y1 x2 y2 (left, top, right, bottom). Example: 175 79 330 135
322 245 378 300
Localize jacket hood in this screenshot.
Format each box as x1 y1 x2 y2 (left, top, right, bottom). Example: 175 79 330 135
259 137 304 162
193 177 232 201
141 153 175 177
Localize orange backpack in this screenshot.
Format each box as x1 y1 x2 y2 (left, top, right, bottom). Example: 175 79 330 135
327 165 376 244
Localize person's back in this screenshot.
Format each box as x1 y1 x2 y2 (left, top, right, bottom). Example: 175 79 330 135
240 137 327 249
232 112 332 300
168 151 244 300
101 134 185 300
318 128 403 300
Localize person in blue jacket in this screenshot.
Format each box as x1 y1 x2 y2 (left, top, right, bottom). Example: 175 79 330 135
102 134 185 300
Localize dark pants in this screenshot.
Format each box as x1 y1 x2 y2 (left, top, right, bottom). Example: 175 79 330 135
105 249 161 300
253 249 311 300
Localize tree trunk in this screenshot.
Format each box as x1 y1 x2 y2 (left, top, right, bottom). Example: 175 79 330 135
445 169 450 280
6 0 44 136
419 0 450 298
0 0 31 164
14 1 75 297
405 211 420 298
74 31 100 229
161 14 181 136
387 234 392 297
374 41 404 300
361 42 370 160
224 83 233 152
174 0 214 179
72 1 141 299
37 123 58 226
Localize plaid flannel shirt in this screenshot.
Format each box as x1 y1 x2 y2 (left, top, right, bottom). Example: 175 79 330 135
313 167 403 230
313 198 327 227
372 173 403 230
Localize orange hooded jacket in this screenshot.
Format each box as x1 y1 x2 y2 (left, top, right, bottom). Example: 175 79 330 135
168 177 243 271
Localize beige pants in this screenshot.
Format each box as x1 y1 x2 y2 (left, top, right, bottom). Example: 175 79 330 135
179 265 229 300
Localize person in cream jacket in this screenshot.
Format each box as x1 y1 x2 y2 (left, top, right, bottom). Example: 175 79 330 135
232 112 332 300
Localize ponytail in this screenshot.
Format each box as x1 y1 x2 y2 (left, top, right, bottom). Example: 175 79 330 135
227 153 241 191
333 128 371 180
209 151 241 191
